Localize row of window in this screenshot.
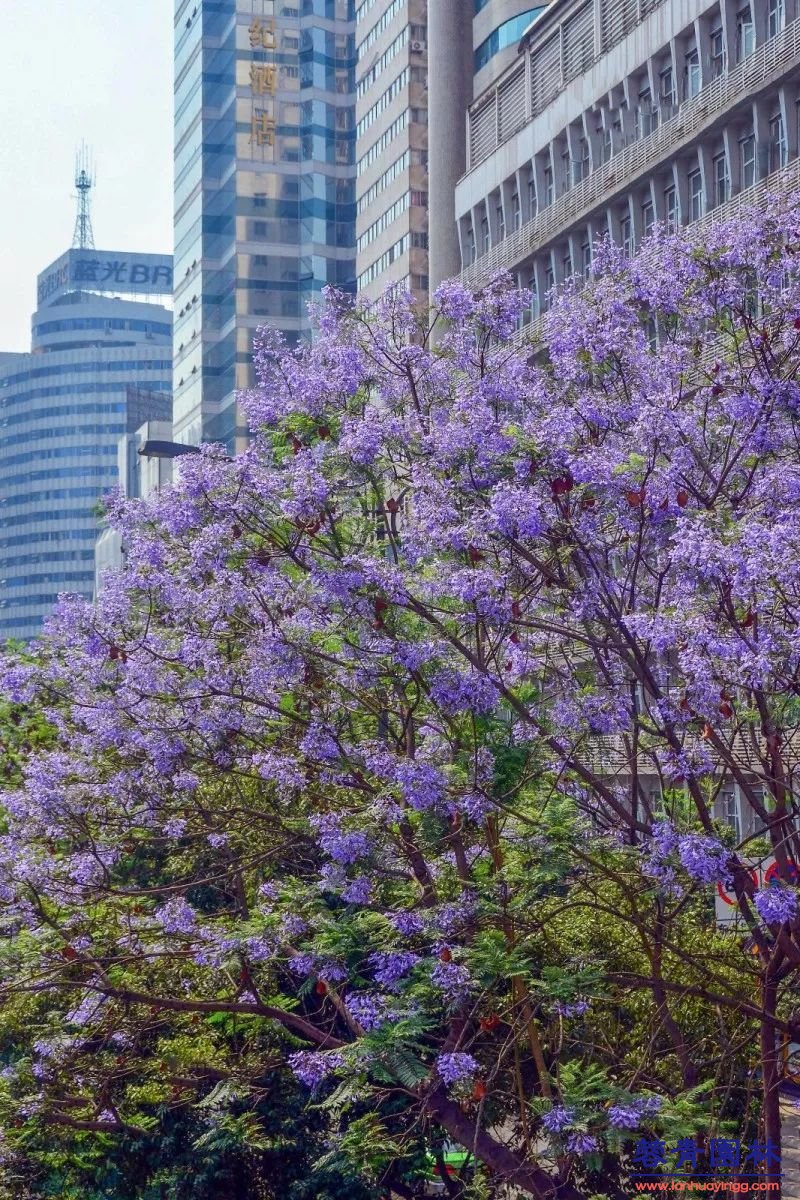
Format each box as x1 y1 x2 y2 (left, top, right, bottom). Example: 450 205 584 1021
515 144 791 321
0 424 125 450
357 109 409 173
33 317 171 337
357 233 410 289
0 528 102 549
0 487 106 509
466 114 788 269
357 189 428 252
0 380 170 408
0 445 118 471
357 147 428 214
356 26 407 97
356 67 411 138
1 402 126 430
357 0 405 58
0 360 171 389
1 550 95 569
4 572 94 589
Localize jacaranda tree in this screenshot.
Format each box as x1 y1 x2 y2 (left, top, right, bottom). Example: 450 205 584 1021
2 199 800 1198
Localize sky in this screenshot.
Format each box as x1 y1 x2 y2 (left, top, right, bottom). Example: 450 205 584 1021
0 1 174 350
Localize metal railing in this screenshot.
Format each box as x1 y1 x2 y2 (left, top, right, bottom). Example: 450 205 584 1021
461 18 800 288
509 156 800 347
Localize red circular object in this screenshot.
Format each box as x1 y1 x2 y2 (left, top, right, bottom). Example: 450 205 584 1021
765 861 798 885
717 870 758 905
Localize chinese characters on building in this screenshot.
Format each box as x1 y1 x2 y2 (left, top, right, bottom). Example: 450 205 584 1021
249 16 277 149
37 253 173 305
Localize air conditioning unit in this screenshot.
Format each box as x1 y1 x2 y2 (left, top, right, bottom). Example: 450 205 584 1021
410 40 426 52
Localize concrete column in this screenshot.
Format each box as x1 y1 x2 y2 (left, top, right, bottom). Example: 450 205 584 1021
428 0 473 294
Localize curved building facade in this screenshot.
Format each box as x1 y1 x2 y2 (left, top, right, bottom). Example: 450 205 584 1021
0 248 172 641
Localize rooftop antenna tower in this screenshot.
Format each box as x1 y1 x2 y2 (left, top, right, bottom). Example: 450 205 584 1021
72 144 95 249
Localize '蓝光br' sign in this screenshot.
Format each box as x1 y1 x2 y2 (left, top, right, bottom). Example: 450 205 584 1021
37 249 173 306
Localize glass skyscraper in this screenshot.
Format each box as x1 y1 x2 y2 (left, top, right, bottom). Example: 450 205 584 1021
173 0 356 452
0 248 173 641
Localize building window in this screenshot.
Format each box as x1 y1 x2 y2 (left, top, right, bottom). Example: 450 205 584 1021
481 216 490 253
736 5 755 61
769 112 787 171
713 151 730 206
496 198 505 240
602 126 613 163
741 134 756 187
572 138 590 183
620 211 634 255
411 231 429 249
543 261 555 310
660 65 676 108
527 175 537 218
685 49 701 99
467 228 476 263
529 274 539 318
638 88 657 137
543 165 554 207
768 0 785 37
688 167 704 221
664 184 678 232
642 198 655 237
720 788 741 841
581 240 592 277
710 24 726 77
511 191 521 230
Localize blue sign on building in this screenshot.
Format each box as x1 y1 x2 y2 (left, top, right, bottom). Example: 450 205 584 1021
37 249 174 305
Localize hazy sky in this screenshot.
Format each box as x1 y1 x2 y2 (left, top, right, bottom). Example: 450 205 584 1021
0 1 174 350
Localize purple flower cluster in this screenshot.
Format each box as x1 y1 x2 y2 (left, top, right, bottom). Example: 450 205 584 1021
553 999 590 1017
567 1132 599 1154
541 1106 576 1134
436 1052 479 1085
345 991 389 1031
368 950 420 989
312 813 371 865
607 1095 662 1129
754 885 798 925
430 959 473 1004
289 1050 344 1089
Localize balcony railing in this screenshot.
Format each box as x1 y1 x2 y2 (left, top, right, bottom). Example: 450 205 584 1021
509 156 800 348
461 17 800 288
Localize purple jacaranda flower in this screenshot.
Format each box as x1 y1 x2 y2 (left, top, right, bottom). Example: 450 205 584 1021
553 999 590 1017
369 950 420 988
567 1132 599 1154
155 897 197 936
754 885 798 925
430 959 473 1004
542 1106 576 1133
389 911 424 936
676 833 731 885
289 1050 344 1089
312 813 371 865
436 1052 479 1085
346 992 389 1031
341 875 372 904
607 1096 662 1129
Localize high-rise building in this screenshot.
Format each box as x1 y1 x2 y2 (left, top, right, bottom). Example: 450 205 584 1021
0 248 173 642
428 1 550 290
451 0 800 327
354 0 429 305
173 0 356 453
